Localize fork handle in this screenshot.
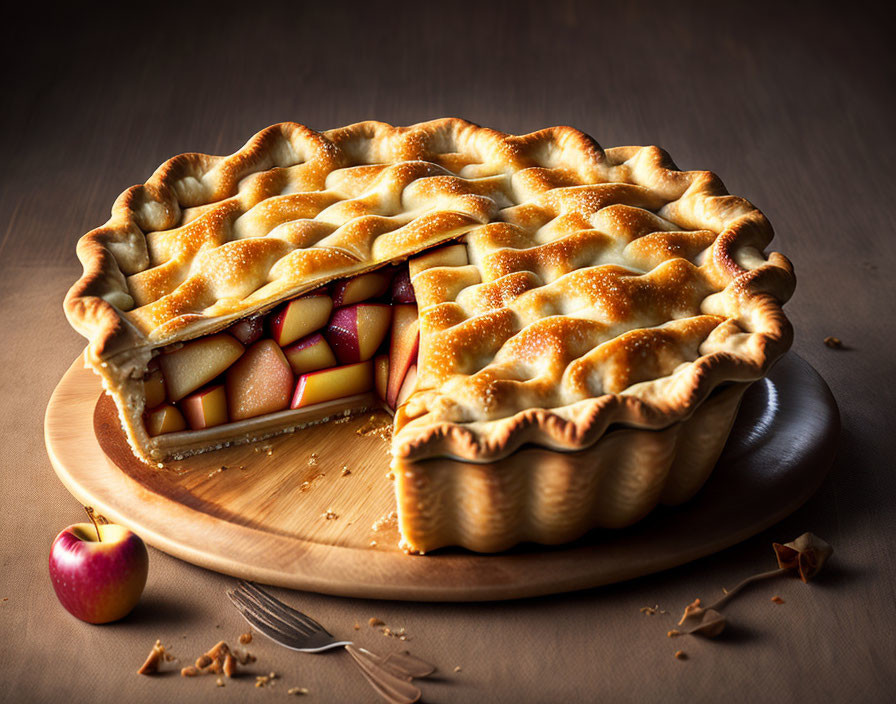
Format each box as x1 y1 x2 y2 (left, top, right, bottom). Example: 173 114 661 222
345 644 421 704
375 649 436 679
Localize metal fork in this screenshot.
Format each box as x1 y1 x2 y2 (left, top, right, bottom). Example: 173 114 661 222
227 581 434 704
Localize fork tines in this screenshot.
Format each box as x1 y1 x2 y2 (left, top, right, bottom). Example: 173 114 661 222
228 580 331 639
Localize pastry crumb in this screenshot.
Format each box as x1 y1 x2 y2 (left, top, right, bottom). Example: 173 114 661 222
381 625 409 641
356 415 393 442
341 465 351 476
371 511 398 532
179 640 250 679
771 595 785 604
353 622 360 630
216 677 225 687
300 472 326 492
288 687 309 695
235 648 256 665
674 650 687 660
255 672 277 688
239 632 252 644
308 452 319 466
453 666 462 673
369 617 385 627
322 508 338 520
667 629 682 638
823 336 844 349
137 639 168 675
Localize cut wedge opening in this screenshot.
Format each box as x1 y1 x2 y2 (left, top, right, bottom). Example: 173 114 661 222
142 243 469 446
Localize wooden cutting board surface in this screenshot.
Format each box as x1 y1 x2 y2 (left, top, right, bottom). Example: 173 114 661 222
44 352 839 601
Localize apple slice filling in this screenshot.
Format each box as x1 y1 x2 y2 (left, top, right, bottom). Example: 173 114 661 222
143 242 470 442
142 262 423 438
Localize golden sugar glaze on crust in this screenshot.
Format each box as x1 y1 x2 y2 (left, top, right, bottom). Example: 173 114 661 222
64 119 794 465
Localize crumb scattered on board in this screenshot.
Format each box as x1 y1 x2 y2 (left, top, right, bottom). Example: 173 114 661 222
239 632 252 644
356 414 393 442
322 508 338 520
824 336 844 349
288 687 310 695
674 650 687 660
771 595 785 604
372 511 398 533
301 472 326 492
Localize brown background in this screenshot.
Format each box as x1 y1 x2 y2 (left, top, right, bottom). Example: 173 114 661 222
2 1 894 702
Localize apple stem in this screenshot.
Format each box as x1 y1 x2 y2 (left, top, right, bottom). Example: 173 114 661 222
84 506 102 542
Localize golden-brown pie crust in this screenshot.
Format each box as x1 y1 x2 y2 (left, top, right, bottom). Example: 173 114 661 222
64 119 794 552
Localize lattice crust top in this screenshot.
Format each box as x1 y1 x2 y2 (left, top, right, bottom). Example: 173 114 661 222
64 119 794 463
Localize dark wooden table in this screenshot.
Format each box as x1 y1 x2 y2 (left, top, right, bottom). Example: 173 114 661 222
2 2 894 701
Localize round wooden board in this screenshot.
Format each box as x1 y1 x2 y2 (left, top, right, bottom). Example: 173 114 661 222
45 353 839 602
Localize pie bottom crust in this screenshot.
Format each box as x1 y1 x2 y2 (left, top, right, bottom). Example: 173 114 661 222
393 382 748 554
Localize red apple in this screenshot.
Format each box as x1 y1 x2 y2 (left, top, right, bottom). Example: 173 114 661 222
291 361 374 408
282 332 338 375
49 522 149 624
331 271 391 307
325 303 392 364
390 267 416 303
228 316 264 346
386 304 419 408
374 353 390 402
268 295 333 347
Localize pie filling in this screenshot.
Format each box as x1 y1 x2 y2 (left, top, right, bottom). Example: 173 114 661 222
140 245 464 443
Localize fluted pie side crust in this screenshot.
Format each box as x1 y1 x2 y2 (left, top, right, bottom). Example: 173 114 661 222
395 382 747 553
64 119 794 552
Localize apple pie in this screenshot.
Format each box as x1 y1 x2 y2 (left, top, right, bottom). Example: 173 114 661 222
64 119 794 553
